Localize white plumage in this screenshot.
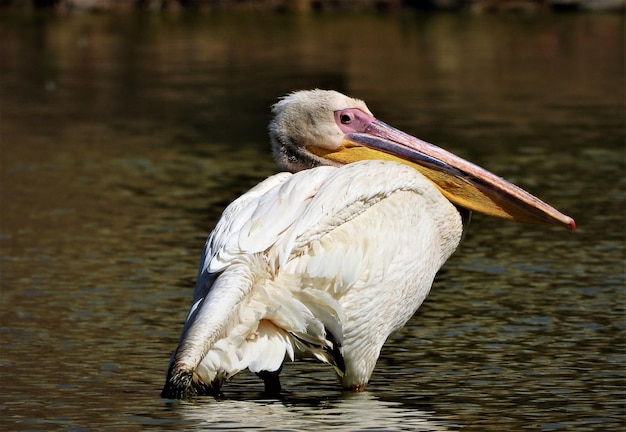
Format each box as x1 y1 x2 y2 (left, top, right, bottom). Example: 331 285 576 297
166 161 462 396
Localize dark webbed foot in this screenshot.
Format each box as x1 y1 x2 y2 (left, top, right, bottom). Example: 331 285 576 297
161 369 194 399
193 379 224 398
161 367 223 399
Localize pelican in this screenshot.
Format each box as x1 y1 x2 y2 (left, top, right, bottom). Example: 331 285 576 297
161 89 575 399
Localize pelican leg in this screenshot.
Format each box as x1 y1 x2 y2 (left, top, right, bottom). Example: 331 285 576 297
257 368 282 395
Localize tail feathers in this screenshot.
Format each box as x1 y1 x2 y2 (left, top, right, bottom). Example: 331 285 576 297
261 283 346 374
193 320 293 384
245 320 293 373
168 272 347 397
190 317 345 392
290 328 346 377
324 328 346 376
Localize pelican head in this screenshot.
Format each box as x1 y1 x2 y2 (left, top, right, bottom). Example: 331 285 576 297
269 89 575 230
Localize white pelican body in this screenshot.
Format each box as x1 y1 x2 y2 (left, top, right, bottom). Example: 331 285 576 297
162 90 574 398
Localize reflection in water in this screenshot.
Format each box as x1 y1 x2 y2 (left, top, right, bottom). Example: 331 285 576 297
175 392 455 431
0 10 624 432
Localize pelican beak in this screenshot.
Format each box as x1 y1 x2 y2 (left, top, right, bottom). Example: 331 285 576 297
311 112 575 230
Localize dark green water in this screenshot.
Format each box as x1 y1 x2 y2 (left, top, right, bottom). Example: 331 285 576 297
1 10 623 431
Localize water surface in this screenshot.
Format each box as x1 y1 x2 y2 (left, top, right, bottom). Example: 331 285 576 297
0 11 624 431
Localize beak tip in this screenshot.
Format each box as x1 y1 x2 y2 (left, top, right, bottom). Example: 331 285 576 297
568 218 577 231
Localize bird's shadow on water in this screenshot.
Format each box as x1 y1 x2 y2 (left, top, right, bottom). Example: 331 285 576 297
159 366 462 431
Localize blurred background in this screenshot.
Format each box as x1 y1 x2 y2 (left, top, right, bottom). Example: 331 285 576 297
0 3 624 431
3 0 626 12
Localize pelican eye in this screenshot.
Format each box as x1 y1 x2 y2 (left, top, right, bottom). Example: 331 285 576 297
340 113 354 124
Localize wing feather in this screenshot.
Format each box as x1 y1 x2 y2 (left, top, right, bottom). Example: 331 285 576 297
276 161 433 268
